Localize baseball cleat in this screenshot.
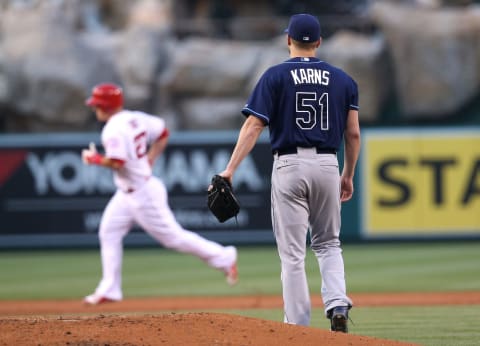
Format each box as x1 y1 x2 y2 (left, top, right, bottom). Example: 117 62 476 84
83 293 119 306
226 262 238 286
328 306 350 333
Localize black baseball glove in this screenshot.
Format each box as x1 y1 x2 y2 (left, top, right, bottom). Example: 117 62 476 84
207 175 240 223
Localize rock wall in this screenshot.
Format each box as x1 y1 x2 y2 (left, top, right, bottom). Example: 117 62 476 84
0 0 479 132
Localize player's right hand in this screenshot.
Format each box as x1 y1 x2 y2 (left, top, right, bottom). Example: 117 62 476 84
82 142 98 164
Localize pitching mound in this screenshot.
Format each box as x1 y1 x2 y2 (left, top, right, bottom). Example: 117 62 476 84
0 312 417 346
3 292 479 345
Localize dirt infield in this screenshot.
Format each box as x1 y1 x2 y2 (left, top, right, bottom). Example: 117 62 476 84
1 291 479 345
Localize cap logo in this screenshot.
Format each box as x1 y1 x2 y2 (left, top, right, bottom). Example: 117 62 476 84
285 14 321 43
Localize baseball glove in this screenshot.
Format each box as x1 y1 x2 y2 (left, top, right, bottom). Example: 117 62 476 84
207 175 240 223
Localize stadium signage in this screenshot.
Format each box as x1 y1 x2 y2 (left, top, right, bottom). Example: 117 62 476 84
0 132 274 247
24 149 265 196
361 128 480 237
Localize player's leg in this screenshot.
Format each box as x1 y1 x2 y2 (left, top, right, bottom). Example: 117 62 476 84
85 191 134 304
307 156 352 317
132 178 237 281
271 155 311 326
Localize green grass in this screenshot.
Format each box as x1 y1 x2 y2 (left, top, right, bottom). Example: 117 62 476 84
224 306 480 346
344 242 480 292
345 306 480 346
0 242 479 345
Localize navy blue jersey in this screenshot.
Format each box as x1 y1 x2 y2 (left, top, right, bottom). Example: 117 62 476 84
242 57 359 152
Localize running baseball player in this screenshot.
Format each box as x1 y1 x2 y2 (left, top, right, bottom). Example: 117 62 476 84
217 14 360 332
82 83 238 305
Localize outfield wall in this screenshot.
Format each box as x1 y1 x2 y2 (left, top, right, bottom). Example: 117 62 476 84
360 127 480 240
0 127 479 248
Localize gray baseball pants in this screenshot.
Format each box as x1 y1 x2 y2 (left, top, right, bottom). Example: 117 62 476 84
271 147 352 326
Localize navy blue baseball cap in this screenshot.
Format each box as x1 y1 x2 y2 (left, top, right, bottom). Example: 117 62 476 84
284 14 321 43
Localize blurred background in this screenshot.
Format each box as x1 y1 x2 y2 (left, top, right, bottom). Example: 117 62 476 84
0 0 479 248
1 0 479 132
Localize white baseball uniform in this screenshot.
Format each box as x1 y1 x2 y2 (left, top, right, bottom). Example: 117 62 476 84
90 110 237 300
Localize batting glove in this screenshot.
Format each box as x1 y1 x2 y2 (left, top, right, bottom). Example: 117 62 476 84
82 142 103 165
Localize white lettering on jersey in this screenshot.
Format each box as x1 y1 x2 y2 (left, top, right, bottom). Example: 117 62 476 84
290 69 330 86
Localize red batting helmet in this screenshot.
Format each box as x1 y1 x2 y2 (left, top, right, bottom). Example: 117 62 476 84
85 83 123 111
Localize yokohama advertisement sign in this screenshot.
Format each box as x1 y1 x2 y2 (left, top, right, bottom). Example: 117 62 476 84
0 132 274 248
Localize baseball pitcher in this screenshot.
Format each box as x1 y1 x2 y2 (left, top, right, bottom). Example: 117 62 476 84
216 14 361 332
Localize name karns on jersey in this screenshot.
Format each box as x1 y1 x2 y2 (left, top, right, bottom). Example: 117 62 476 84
290 68 330 86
